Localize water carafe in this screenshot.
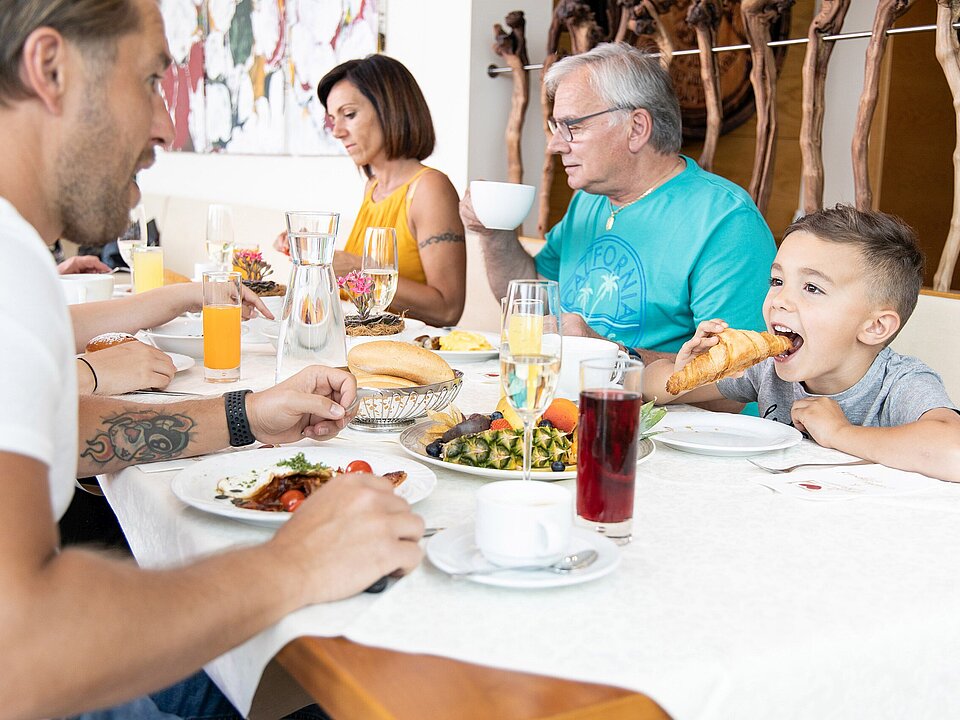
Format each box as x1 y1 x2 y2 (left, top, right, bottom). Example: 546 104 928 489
275 211 347 383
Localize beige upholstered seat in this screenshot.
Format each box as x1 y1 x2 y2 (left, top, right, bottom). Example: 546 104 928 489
890 290 960 404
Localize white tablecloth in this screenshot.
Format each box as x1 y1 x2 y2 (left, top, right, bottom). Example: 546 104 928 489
102 336 960 719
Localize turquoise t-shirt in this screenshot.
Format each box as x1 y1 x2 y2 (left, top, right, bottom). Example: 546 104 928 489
534 156 775 353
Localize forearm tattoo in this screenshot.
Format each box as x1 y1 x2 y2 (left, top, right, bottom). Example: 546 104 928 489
81 410 196 466
418 231 465 249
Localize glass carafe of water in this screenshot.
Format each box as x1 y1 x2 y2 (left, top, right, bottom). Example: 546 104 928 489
276 211 347 383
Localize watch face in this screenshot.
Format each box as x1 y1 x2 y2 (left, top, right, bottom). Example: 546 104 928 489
628 2 793 140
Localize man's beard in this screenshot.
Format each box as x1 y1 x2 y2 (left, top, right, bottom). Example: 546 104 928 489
55 101 136 248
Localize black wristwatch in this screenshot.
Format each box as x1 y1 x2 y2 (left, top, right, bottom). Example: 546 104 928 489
223 390 256 447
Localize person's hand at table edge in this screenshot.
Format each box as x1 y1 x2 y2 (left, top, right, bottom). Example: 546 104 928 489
246 366 358 443
271 472 425 603
78 341 176 395
58 255 112 274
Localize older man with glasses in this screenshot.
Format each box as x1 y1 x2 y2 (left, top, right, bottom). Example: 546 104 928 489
462 42 776 365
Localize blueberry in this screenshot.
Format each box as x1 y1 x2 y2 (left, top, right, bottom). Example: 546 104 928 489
538 419 554 429
426 440 443 458
551 461 565 472
490 411 503 420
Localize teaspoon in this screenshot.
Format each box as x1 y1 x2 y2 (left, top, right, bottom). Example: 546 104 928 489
451 549 598 579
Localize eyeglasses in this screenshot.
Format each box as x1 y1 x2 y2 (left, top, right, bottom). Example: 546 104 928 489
546 107 625 142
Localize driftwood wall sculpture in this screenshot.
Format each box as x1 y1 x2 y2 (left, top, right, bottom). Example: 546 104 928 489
741 0 795 215
934 0 960 291
798 0 851 215
686 0 724 171
852 0 916 211
493 12 530 185
632 1 679 68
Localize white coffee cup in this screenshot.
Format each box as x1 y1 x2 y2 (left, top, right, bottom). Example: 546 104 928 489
470 181 536 230
556 336 625 400
59 273 115 304
475 480 572 567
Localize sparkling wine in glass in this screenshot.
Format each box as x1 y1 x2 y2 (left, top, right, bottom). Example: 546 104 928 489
361 227 399 315
206 204 235 271
500 280 562 481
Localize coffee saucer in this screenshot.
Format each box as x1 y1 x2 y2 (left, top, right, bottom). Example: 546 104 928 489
427 523 620 589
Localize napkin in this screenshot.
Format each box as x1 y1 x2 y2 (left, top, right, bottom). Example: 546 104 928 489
753 465 949 501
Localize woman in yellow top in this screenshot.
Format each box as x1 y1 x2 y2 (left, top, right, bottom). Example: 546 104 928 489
277 55 466 327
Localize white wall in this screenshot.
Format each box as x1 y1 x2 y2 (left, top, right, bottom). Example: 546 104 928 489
138 0 551 330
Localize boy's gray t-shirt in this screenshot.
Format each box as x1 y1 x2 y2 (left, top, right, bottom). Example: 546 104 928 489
717 346 956 427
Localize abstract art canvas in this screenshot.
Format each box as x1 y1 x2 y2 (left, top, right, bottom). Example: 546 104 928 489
160 0 383 155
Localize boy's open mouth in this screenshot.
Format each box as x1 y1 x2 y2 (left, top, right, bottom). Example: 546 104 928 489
773 324 803 357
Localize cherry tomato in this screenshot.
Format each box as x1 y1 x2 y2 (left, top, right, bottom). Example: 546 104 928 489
345 460 373 474
280 489 306 512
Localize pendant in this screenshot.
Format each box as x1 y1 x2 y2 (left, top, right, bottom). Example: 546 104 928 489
606 215 614 231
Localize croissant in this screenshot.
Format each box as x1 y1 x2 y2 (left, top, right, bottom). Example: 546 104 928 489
665 329 792 395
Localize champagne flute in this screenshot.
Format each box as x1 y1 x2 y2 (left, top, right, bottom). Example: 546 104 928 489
500 280 562 481
206 204 235 272
361 227 399 315
117 205 148 268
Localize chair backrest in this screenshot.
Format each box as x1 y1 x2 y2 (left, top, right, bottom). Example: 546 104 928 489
890 290 960 404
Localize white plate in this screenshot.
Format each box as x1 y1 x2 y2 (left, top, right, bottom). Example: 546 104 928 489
163 351 195 372
431 331 500 363
398 420 656 481
654 410 802 456
144 316 254 358
171 446 436 527
427 523 620 588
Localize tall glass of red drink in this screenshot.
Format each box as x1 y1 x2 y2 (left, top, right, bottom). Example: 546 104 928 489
576 357 644 544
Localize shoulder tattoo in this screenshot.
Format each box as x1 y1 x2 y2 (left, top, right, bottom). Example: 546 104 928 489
418 231 465 249
81 410 196 466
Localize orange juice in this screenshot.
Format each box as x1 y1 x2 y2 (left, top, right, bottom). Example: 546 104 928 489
203 304 241 370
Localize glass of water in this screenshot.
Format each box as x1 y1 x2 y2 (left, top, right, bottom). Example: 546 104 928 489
206 204 235 271
117 205 148 268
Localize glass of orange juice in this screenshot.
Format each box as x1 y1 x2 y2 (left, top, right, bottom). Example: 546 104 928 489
202 271 242 383
132 245 164 293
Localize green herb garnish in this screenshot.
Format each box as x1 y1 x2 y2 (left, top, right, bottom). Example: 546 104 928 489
276 452 328 474
639 400 667 440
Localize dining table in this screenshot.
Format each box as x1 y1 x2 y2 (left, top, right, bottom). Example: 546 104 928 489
99 317 960 720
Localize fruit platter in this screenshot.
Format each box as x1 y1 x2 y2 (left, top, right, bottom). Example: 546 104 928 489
398 396 580 480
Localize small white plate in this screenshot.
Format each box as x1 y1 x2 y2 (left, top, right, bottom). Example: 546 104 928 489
144 316 253 358
431 331 500 363
654 411 802 457
163 352 195 373
398 420 656 481
427 523 620 588
171 446 436 527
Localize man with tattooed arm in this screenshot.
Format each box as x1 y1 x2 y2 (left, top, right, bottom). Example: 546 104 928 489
0 1 423 718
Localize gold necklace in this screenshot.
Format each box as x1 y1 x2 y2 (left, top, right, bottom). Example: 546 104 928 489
605 157 683 230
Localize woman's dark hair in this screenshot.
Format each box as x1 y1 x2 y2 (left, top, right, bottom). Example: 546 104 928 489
318 54 435 177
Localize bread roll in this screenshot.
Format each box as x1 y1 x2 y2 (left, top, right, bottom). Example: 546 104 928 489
348 341 454 386
85 332 138 353
355 374 417 389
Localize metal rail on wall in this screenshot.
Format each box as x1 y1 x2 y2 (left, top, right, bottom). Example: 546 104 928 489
485 22 960 77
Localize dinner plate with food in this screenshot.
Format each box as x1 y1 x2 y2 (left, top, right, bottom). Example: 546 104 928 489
654 411 802 457
411 330 499 363
171 447 436 527
398 397 656 481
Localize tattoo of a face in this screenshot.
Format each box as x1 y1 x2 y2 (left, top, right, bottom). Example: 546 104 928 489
418 231 465 249
81 410 196 466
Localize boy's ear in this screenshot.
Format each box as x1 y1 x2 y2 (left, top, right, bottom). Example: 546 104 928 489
858 308 901 346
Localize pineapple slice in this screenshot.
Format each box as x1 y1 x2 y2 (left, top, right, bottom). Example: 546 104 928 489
442 426 572 470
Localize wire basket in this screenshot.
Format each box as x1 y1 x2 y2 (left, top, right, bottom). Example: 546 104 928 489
350 371 463 432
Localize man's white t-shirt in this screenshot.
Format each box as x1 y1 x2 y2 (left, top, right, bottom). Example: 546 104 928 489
0 197 78 520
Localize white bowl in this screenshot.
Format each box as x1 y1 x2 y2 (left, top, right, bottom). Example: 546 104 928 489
470 181 536 231
144 316 251 358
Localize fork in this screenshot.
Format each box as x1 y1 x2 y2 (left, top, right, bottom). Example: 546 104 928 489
747 458 873 474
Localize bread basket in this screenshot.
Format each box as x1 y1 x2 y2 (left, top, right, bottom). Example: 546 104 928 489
349 371 463 432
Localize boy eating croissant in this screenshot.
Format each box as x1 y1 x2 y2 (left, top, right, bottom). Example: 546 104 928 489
643 204 960 482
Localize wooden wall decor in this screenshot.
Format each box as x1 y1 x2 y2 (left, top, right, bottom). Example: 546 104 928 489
934 0 960 291
493 12 530 184
798 0 851 215
686 0 724 171
852 0 916 211
631 1 679 68
741 0 796 215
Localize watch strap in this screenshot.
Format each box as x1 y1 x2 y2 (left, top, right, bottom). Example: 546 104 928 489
224 390 255 447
